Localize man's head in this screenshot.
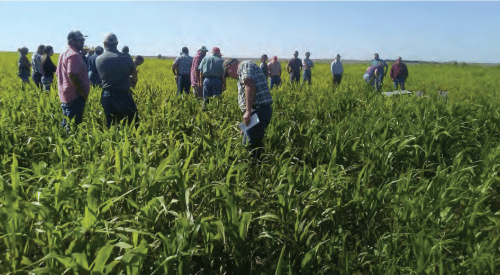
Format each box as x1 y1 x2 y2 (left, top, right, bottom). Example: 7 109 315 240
261 54 268 63
67 31 87 51
37 45 45 54
122 46 129 54
294 51 299 58
43 46 54 56
374 53 379 59
103 33 118 50
272 56 278 62
95 46 104 55
200 46 208 53
397 56 402 63
212 47 222 57
134 55 144 66
305 52 311 58
335 53 341 61
82 47 89 55
181 47 189 55
18 47 29 55
223 58 240 79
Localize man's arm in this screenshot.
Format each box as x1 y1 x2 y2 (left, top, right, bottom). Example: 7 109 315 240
69 73 88 100
243 78 256 125
172 62 178 80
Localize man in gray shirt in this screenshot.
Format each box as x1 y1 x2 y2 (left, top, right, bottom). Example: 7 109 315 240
96 33 139 128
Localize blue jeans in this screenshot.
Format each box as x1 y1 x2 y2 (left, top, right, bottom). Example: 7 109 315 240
101 90 139 128
333 74 342 85
41 76 53 91
303 70 312 84
393 77 406 90
290 73 300 84
364 73 381 91
177 74 191 95
19 71 30 83
61 96 86 131
89 71 101 87
203 77 222 102
270 76 281 89
246 104 273 158
32 72 42 88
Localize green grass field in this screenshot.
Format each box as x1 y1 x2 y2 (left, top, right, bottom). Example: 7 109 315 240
1 52 500 274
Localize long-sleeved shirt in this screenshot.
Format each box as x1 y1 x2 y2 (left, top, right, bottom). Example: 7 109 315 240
31 53 43 74
390 63 408 80
330 60 343 75
18 54 31 76
41 55 57 78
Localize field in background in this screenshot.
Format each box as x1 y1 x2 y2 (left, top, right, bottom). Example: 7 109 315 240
1 52 500 274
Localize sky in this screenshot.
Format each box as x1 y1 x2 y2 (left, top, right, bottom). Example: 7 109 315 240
1 1 499 63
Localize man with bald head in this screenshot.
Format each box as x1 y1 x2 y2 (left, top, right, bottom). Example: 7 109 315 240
96 33 139 128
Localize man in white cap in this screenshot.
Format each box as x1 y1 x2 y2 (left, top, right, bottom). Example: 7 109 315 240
56 31 90 132
96 33 139 128
331 53 343 86
302 52 314 85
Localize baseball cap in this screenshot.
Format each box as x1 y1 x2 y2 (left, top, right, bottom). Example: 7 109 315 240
305 52 311 56
335 53 341 57
200 46 208 52
294 51 299 55
67 31 87 41
212 47 221 56
104 33 118 44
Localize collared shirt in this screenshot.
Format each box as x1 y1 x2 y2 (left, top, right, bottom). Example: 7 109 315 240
56 47 90 104
260 62 269 78
390 62 408 79
371 57 387 67
96 49 136 92
267 61 282 77
31 52 43 74
174 53 193 75
191 50 206 85
331 60 343 75
237 61 273 112
288 58 302 74
18 54 30 75
365 64 384 78
198 54 224 78
302 58 314 71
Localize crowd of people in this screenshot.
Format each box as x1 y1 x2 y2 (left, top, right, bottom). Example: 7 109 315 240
16 31 410 158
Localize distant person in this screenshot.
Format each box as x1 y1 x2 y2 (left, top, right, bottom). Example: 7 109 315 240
371 53 388 87
131 55 144 89
268 56 282 89
17 47 31 84
363 64 384 91
81 47 90 68
172 47 193 95
88 47 95 57
260 54 269 83
224 58 273 159
330 53 343 86
56 31 90 131
122 46 129 55
287 51 302 84
191 46 208 98
31 45 45 88
96 33 139 128
390 57 409 90
302 52 314 85
41 46 56 91
88 46 104 87
198 47 225 111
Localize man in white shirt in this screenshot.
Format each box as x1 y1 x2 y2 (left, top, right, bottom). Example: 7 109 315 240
331 53 343 86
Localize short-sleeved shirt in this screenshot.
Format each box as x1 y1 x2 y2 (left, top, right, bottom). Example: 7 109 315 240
365 64 384 78
198 55 224 78
96 49 136 92
371 58 387 68
330 60 343 75
56 47 90 104
267 61 281 77
302 58 314 71
174 53 193 75
237 61 273 112
191 51 206 85
260 62 269 78
288 58 302 74
31 53 43 74
41 56 57 78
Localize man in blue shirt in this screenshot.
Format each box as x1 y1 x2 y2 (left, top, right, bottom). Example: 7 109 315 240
88 46 104 87
371 53 388 89
198 47 225 111
172 47 193 95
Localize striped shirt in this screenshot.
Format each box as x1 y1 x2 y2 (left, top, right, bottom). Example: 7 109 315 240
237 61 273 112
173 53 193 75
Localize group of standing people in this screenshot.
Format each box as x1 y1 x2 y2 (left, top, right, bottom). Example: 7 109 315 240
363 53 409 91
17 45 57 91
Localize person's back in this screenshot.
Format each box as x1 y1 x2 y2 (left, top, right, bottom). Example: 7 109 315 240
96 49 135 92
200 55 224 77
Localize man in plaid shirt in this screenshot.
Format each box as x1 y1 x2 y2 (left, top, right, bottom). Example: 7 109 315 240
224 58 273 158
172 47 193 95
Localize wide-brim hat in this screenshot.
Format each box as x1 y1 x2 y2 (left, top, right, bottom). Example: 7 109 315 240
200 46 208 52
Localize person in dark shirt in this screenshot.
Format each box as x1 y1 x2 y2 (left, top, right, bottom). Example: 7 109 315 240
260 54 269 85
286 51 302 84
96 34 139 129
81 47 90 68
18 47 31 84
41 46 56 91
88 46 104 87
390 57 409 90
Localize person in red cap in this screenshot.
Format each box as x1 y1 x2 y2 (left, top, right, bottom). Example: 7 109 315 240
56 30 90 132
198 47 225 111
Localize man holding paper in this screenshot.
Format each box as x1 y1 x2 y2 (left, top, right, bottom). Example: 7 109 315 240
224 58 273 158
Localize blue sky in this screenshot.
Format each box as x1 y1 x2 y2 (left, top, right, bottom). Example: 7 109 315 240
1 1 499 63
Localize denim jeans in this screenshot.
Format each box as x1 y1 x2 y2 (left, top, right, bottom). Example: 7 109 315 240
290 73 300 84
41 76 53 91
89 71 101 87
203 77 222 102
246 104 273 158
333 74 342 85
19 71 30 83
270 76 281 89
32 72 42 88
177 74 191 95
101 90 139 128
393 77 406 90
364 73 381 91
303 70 312 84
61 96 86 131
